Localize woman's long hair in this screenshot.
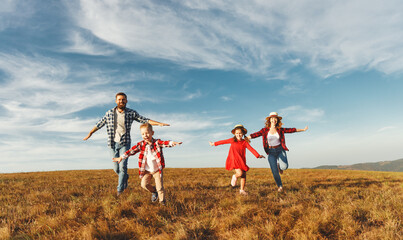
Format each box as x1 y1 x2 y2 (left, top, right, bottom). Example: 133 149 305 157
232 127 250 143
265 116 283 129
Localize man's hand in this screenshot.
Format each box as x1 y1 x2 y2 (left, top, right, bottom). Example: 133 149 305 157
83 133 92 141
83 127 98 141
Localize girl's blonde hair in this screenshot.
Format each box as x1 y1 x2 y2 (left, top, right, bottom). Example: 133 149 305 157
265 116 283 129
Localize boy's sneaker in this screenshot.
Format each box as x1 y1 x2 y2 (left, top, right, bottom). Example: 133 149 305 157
151 192 158 202
239 190 248 195
117 191 123 197
231 174 237 187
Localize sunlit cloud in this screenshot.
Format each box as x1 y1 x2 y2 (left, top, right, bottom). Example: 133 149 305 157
377 126 396 132
66 0 403 78
280 105 325 122
63 30 115 56
221 96 232 101
0 0 35 31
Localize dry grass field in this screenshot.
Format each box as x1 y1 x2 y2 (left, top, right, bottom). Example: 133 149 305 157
0 168 402 240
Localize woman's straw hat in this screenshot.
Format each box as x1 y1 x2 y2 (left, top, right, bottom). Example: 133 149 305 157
268 112 282 120
231 124 247 134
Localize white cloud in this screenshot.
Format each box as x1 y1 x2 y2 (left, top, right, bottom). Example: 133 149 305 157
0 53 112 118
65 0 403 77
221 96 232 101
0 0 35 31
280 105 325 122
377 126 396 132
63 31 115 56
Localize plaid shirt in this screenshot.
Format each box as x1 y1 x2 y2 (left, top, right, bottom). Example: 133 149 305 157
96 107 149 146
250 127 296 154
121 138 174 178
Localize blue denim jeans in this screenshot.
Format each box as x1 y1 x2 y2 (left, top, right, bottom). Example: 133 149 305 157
267 147 288 187
109 142 131 192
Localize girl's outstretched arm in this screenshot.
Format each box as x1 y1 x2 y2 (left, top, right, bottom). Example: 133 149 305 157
210 138 233 146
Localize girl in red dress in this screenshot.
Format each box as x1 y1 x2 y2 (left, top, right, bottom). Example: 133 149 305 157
209 124 265 195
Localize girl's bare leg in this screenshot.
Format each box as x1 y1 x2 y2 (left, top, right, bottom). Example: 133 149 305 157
234 169 247 192
240 176 246 191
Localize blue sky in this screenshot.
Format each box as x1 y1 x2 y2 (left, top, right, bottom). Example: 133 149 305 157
1 0 402 173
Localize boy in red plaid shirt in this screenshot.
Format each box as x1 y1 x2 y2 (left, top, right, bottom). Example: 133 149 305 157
113 123 182 205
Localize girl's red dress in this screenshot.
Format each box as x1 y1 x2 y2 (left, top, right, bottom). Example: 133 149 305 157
214 138 260 171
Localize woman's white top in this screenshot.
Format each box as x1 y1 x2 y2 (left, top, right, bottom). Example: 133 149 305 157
144 144 158 172
267 132 281 147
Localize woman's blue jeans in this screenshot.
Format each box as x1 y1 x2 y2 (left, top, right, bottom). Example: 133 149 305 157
109 142 131 192
267 147 288 187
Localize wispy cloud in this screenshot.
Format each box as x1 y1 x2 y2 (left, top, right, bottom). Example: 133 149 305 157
63 30 115 56
377 126 396 132
66 0 403 78
221 96 232 101
0 0 35 31
280 105 325 122
0 53 112 118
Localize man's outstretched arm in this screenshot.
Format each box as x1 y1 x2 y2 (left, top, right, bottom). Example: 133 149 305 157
83 126 98 140
148 119 170 126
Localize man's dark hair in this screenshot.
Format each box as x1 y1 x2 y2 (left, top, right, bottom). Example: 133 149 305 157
115 92 127 99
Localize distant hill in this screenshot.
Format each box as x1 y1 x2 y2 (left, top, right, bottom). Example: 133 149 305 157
314 158 403 172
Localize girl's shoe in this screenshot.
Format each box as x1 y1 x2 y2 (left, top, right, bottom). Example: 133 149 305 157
278 186 283 192
239 190 248 195
231 174 237 186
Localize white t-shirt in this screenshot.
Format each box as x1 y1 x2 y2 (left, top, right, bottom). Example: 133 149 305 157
144 144 158 173
267 132 281 147
114 109 126 143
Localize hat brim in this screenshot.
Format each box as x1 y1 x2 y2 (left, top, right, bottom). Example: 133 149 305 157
231 127 247 134
269 115 282 120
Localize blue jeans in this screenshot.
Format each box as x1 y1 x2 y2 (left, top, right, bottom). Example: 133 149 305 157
267 147 288 187
109 142 131 192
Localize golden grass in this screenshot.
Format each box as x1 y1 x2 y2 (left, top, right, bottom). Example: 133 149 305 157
0 168 401 239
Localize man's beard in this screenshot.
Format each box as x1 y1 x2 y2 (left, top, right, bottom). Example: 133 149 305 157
117 103 126 110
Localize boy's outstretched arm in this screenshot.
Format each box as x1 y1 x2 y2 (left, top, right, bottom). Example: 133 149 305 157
112 157 123 163
171 141 182 146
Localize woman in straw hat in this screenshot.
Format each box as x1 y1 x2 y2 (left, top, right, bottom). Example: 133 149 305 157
209 124 265 195
248 112 308 192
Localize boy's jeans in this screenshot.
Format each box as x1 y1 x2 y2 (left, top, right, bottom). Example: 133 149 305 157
110 142 131 192
267 147 288 187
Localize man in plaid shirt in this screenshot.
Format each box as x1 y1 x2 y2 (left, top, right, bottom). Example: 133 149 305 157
84 92 169 196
